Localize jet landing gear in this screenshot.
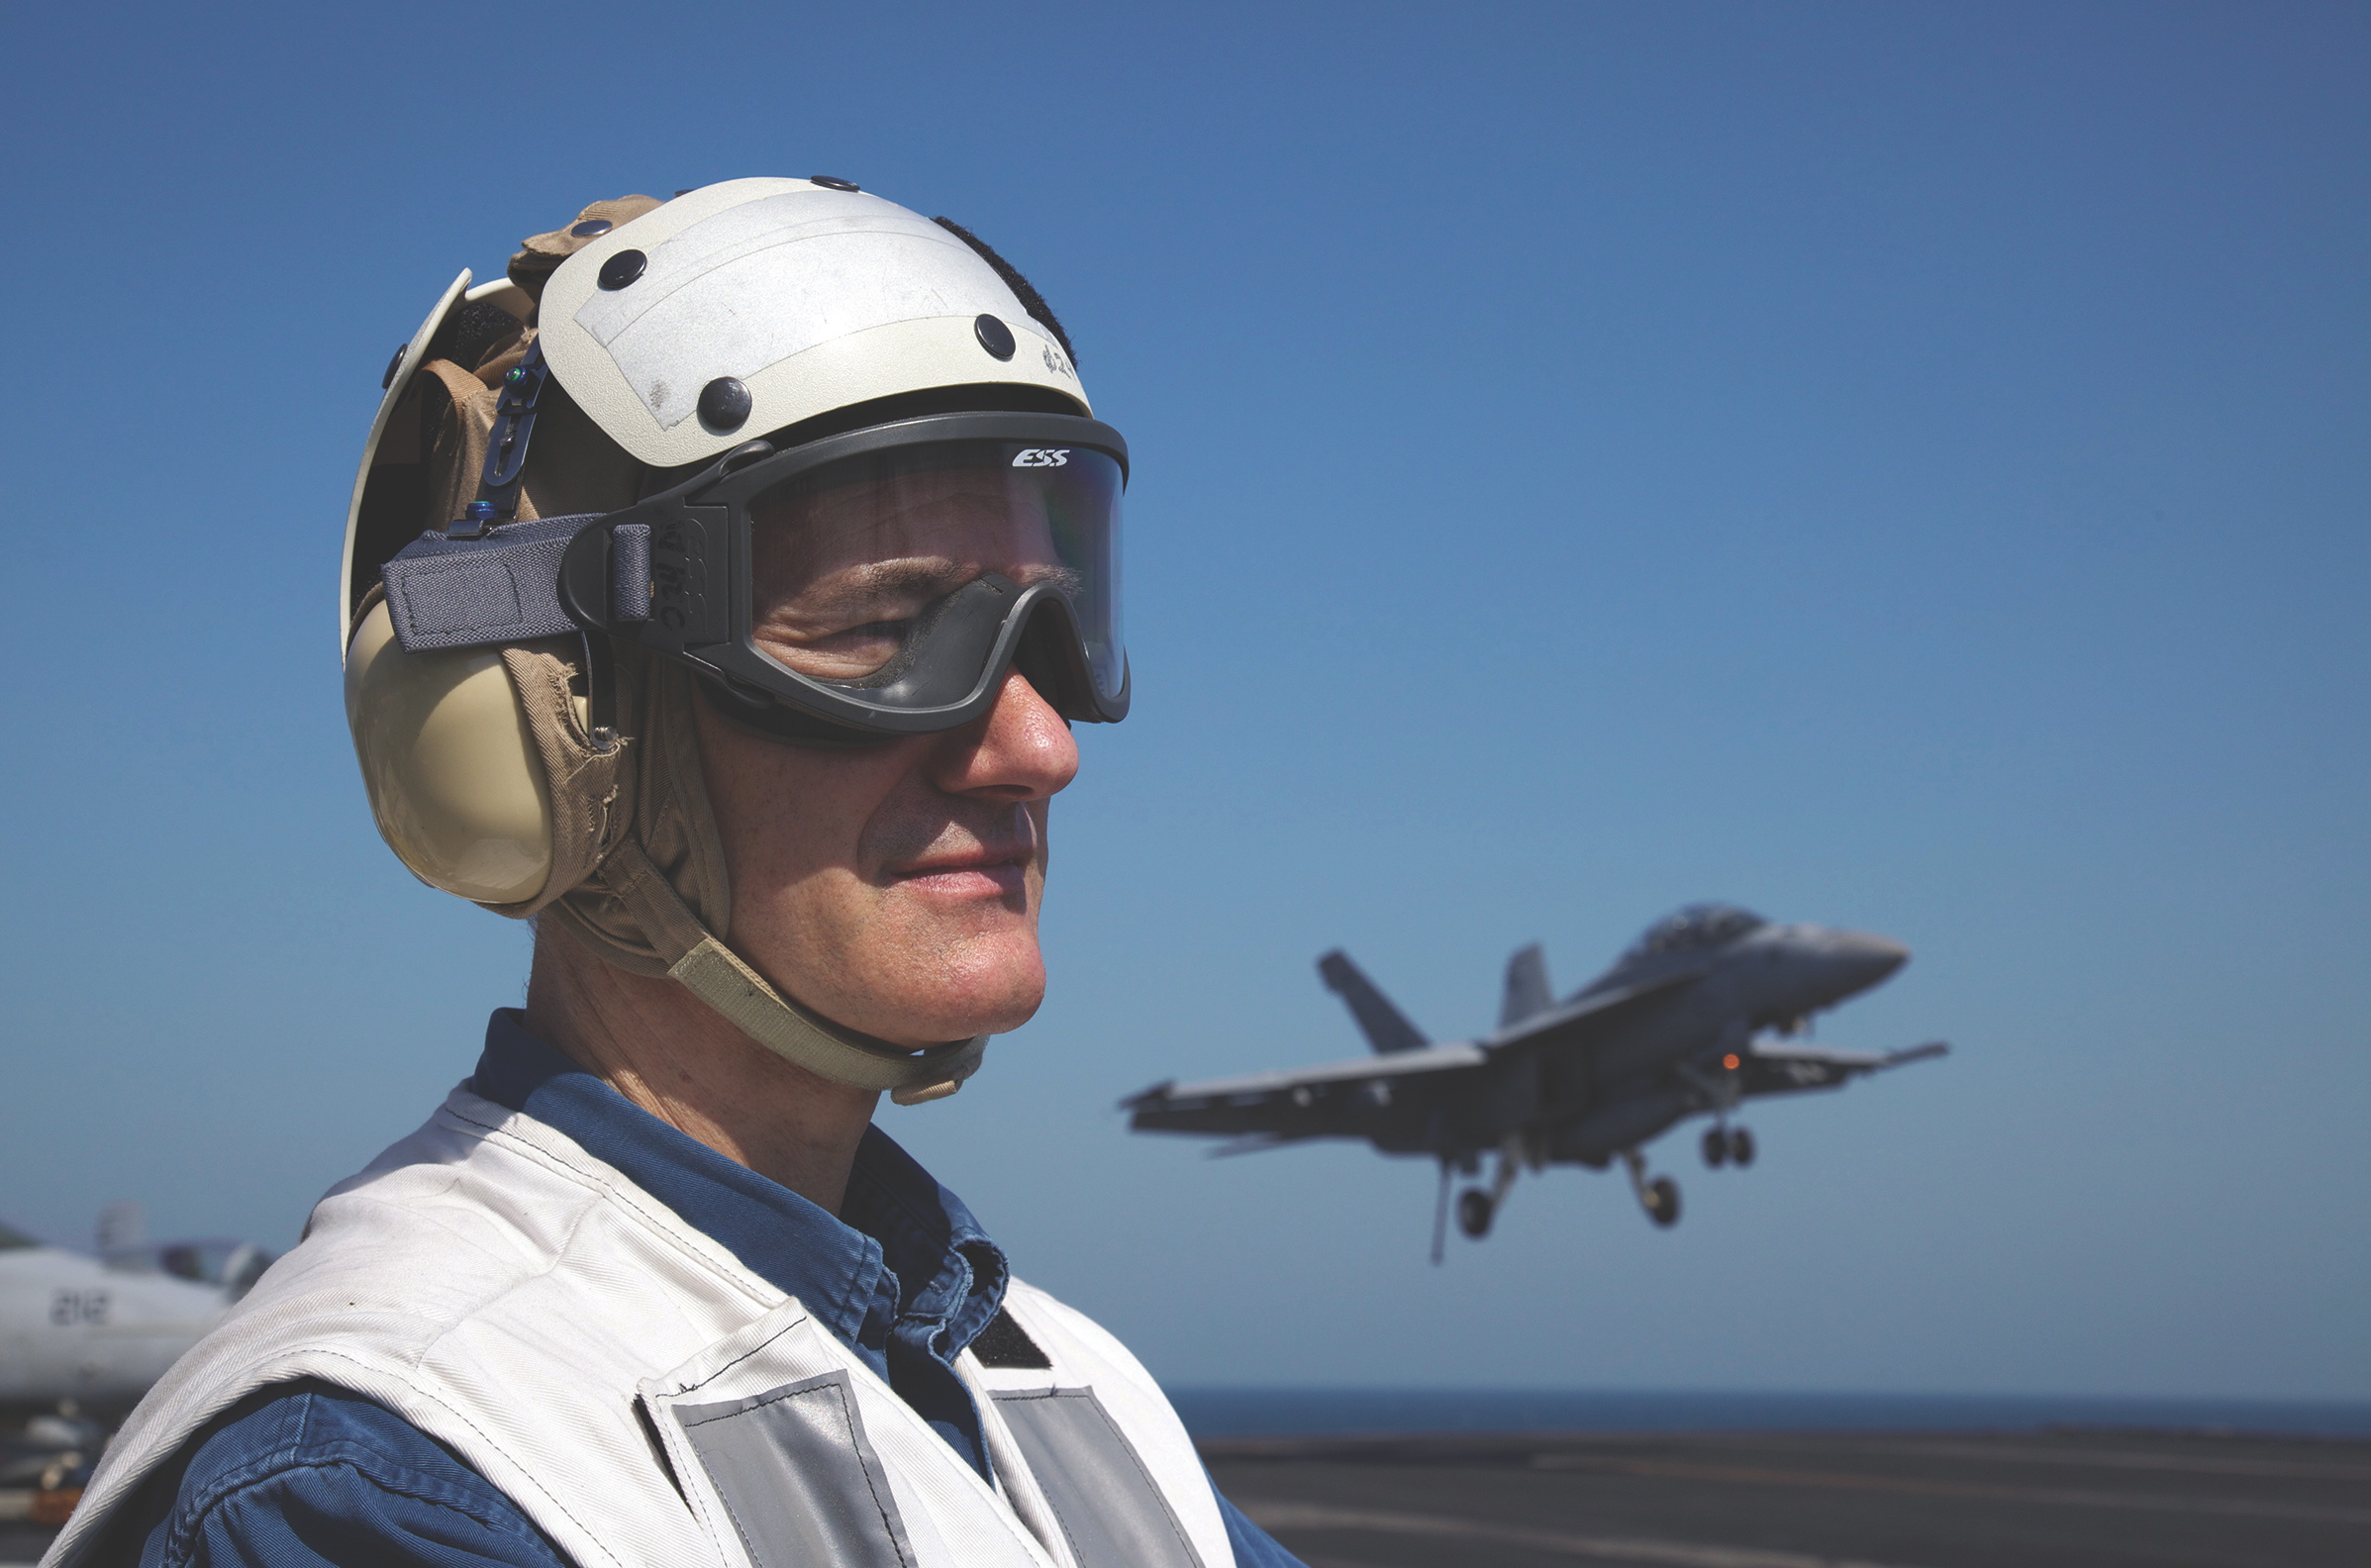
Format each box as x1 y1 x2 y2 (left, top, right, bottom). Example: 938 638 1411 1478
1458 1138 1523 1239
1622 1149 1682 1227
1433 1136 1532 1261
1701 1125 1756 1168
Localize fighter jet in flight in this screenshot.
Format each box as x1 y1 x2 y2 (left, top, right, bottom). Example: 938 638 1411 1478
1124 905 1946 1260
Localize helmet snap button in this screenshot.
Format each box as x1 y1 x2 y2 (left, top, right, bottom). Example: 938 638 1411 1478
598 249 647 290
699 376 752 431
974 314 1017 360
810 175 861 192
570 218 614 238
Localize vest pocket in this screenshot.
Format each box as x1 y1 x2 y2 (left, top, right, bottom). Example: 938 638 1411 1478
672 1371 919 1568
990 1388 1205 1568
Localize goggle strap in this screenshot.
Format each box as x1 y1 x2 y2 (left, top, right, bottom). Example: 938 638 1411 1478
381 513 601 654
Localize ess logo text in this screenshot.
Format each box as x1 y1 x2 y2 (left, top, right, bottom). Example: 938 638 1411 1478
1011 448 1071 467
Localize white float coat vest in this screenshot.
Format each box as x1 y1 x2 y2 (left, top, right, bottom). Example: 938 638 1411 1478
43 1086 1235 1568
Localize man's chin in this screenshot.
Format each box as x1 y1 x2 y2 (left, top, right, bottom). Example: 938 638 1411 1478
846 941 1047 1046
863 997 1043 1046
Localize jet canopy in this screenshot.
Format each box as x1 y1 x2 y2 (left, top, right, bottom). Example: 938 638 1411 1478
1624 904 1769 962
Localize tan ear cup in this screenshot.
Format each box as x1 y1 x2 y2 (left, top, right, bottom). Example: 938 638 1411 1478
345 599 563 906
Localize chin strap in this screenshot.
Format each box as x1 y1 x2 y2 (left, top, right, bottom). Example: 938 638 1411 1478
598 841 986 1104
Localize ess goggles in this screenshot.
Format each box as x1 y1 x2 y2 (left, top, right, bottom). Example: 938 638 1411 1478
378 412 1129 741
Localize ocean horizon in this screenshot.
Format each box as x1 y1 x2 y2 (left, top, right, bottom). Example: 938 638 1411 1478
1167 1387 2371 1439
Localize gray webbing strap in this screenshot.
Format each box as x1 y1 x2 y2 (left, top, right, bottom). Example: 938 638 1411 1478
379 513 602 653
601 843 985 1103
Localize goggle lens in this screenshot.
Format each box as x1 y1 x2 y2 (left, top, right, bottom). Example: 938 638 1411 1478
745 441 1124 703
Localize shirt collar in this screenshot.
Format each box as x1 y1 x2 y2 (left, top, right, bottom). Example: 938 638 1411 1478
469 1009 1006 1374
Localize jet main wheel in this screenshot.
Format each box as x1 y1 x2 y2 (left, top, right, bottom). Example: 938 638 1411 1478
1643 1176 1682 1227
1702 1128 1729 1168
1729 1127 1756 1167
1456 1189 1495 1239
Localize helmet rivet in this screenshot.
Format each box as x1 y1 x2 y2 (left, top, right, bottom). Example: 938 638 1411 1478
974 314 1017 360
597 248 647 291
699 376 752 431
810 174 861 192
381 343 406 390
464 502 500 521
570 218 614 238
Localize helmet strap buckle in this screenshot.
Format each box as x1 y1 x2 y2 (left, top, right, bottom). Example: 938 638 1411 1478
462 338 551 533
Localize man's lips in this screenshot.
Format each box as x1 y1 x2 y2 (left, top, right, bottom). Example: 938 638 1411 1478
887 844 1034 894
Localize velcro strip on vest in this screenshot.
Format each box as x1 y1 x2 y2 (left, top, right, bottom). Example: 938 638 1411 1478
380 513 601 652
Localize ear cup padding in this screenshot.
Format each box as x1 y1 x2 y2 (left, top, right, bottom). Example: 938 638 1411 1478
346 600 558 906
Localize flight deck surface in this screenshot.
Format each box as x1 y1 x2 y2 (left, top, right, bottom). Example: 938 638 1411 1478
1203 1427 2371 1568
5 1425 2364 1566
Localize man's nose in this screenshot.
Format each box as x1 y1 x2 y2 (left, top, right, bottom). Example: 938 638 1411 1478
931 666 1081 802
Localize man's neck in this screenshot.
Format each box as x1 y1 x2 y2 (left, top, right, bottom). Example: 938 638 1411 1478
524 929 880 1215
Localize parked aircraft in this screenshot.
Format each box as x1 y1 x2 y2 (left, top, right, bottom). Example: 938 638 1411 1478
1125 904 1946 1260
0 1205 272 1418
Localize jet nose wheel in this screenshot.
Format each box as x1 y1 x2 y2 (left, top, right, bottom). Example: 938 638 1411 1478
1456 1189 1495 1239
1643 1176 1682 1227
1702 1127 1729 1168
1729 1127 1755 1167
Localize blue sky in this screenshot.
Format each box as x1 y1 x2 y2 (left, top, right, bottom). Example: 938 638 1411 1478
1 2 2363 1401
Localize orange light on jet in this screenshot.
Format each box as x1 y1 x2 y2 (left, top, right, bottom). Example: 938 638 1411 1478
1723 1053 1740 1070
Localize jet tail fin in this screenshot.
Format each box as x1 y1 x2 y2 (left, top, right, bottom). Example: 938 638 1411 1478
1317 949 1430 1054
1499 942 1552 1029
96 1201 144 1257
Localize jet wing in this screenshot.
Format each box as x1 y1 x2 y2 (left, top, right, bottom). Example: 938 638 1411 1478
1123 1042 1488 1141
1740 1039 1948 1096
1482 962 1714 1052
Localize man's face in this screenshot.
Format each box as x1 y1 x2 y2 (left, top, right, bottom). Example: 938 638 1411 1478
693 463 1081 1048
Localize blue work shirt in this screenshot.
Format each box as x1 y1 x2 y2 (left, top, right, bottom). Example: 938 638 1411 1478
111 1011 1303 1567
